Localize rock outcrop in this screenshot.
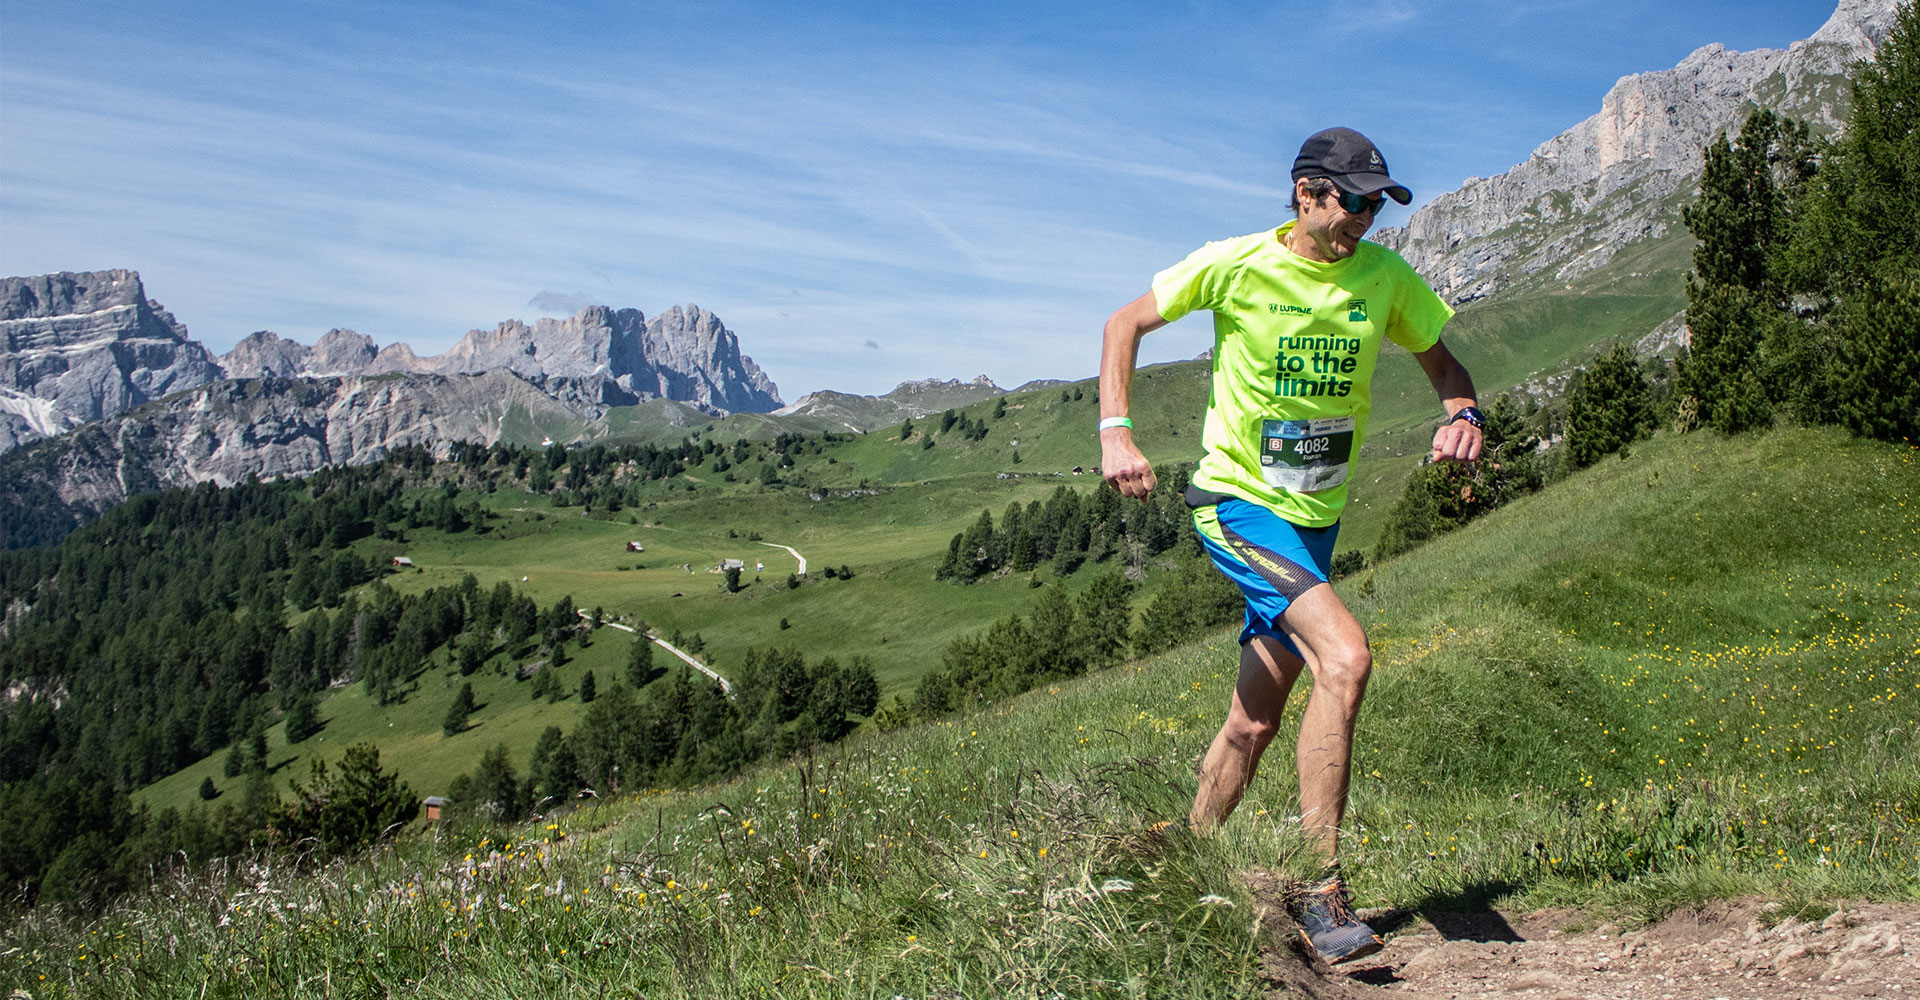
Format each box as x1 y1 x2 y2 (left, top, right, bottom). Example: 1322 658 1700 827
774 375 1004 431
0 371 603 547
1375 0 1898 305
0 273 783 457
219 330 313 379
0 271 224 451
213 305 782 415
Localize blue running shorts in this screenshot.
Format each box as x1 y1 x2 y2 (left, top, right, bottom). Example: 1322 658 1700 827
1191 496 1339 655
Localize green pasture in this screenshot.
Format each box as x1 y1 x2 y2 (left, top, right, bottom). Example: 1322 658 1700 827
133 618 636 814
135 458 1198 817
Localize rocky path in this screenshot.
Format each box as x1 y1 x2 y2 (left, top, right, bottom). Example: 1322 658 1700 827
1245 874 1919 1000
758 540 806 576
577 611 733 696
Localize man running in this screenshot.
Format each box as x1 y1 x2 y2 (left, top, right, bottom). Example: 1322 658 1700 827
1098 127 1484 964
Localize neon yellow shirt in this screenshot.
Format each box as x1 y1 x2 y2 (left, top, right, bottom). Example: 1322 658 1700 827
1152 222 1452 527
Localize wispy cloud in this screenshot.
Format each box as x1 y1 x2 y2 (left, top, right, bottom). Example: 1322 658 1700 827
529 292 602 315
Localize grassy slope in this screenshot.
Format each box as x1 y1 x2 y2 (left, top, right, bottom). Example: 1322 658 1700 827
34 425 1915 998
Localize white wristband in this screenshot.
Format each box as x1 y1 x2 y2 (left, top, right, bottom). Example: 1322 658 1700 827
1098 416 1133 431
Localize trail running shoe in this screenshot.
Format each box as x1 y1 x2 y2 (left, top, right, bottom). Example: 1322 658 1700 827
1293 876 1383 964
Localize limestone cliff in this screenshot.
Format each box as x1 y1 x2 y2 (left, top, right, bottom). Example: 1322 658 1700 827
0 271 224 451
1374 0 1898 305
228 304 782 414
0 371 602 546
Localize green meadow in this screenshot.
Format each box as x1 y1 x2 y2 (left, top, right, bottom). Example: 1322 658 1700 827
26 424 1916 998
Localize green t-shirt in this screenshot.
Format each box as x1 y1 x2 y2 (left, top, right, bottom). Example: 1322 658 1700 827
1152 222 1453 527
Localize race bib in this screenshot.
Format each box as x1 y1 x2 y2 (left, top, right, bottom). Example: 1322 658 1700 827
1258 416 1354 493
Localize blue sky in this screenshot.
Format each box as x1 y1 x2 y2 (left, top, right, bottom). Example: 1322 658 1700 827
1 1 1841 399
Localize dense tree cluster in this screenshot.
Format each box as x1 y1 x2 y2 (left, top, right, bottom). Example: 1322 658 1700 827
443 650 879 823
0 453 571 909
936 408 993 442
907 562 1243 720
936 468 1198 583
1679 6 1919 441
912 573 1135 715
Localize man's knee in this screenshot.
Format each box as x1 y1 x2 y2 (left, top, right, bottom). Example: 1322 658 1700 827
1221 710 1281 751
1314 643 1372 699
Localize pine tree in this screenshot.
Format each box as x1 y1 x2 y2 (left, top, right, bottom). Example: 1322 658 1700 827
1784 2 1920 441
1072 572 1134 669
443 682 475 737
199 776 218 801
284 694 322 744
627 634 657 688
281 744 418 855
839 657 881 719
580 670 597 703
467 743 525 822
1566 342 1656 467
1678 108 1815 432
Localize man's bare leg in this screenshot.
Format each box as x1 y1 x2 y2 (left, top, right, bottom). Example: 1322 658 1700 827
1190 636 1304 831
1277 582 1373 864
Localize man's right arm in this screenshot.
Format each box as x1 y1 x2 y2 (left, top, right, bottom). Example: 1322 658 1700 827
1100 291 1168 500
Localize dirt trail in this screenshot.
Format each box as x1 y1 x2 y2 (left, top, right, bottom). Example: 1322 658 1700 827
1244 873 1919 999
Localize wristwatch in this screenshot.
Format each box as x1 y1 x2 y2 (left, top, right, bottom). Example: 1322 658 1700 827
1449 406 1485 429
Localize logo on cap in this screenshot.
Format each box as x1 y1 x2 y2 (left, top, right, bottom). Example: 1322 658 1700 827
1368 150 1381 166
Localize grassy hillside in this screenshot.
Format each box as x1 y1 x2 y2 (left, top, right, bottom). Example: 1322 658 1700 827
20 424 1914 997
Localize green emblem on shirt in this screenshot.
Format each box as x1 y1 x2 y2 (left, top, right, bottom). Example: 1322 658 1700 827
1347 299 1368 322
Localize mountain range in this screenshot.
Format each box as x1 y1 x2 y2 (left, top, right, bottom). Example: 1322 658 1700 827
0 0 1899 548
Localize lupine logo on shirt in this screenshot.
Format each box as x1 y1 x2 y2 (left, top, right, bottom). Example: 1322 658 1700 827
1347 299 1367 322
1268 303 1313 316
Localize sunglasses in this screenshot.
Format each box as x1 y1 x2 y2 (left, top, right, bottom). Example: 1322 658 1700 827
1334 189 1387 216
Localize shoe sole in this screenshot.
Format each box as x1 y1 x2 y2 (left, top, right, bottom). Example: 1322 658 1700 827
1302 932 1383 965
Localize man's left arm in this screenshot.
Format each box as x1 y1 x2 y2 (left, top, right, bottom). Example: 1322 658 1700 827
1412 339 1482 463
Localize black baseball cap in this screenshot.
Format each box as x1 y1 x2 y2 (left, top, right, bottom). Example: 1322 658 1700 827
1291 127 1412 205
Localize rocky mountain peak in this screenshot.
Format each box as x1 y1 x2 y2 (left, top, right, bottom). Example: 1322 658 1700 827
2 269 149 322
0 269 222 451
220 303 780 414
308 329 378 375
1811 0 1899 47
221 331 312 378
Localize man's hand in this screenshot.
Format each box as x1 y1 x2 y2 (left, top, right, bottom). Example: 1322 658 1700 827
1429 418 1483 463
1102 430 1157 499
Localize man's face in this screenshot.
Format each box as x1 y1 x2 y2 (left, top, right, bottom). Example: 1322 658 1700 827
1293 178 1376 262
